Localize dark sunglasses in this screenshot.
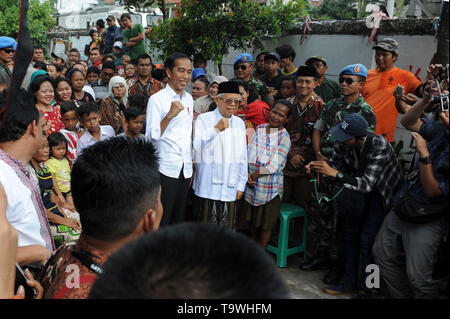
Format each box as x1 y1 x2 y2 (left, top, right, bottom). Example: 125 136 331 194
234 64 247 71
1 48 15 54
339 77 362 85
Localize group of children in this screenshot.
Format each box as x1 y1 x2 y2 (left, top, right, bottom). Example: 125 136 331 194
35 98 147 247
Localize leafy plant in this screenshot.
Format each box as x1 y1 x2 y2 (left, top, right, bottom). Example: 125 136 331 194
142 0 307 73
0 0 56 49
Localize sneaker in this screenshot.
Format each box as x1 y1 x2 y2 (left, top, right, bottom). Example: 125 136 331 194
323 285 356 295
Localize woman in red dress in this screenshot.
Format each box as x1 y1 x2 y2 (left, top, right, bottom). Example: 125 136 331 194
30 74 64 135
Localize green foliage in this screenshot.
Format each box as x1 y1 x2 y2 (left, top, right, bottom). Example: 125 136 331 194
308 0 370 20
145 0 307 67
0 0 56 49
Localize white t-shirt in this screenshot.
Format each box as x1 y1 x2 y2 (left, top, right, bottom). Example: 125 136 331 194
0 159 47 248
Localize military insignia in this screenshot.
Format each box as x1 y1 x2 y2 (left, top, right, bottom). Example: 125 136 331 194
242 56 247 62
354 65 360 73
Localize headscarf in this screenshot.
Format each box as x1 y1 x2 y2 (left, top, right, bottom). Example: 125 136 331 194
109 75 128 108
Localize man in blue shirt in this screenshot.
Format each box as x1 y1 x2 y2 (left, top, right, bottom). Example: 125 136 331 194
104 15 123 55
373 82 449 299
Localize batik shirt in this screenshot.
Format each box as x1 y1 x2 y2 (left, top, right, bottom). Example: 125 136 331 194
314 95 376 157
284 95 325 178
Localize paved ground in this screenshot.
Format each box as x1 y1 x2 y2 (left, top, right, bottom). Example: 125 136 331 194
269 253 350 299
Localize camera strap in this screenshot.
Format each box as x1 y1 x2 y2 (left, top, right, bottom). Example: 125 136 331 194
71 247 104 275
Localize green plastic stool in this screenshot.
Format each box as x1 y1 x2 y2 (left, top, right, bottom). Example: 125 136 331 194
267 203 307 268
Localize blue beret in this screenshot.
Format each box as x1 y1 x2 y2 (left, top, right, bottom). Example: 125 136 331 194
192 68 207 80
233 53 253 65
339 64 368 78
0 36 17 50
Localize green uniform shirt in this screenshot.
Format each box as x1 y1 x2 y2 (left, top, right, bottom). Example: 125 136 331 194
123 24 147 61
314 95 376 157
314 78 340 104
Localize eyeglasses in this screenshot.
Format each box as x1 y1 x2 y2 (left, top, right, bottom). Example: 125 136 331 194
234 64 247 71
1 48 15 54
218 97 241 106
338 77 362 85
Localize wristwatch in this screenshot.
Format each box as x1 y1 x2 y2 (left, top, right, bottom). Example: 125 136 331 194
419 156 432 164
336 171 344 180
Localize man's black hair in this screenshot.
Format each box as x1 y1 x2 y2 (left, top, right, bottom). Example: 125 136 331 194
164 52 190 71
88 223 291 299
69 48 80 56
71 137 160 241
47 132 67 155
128 94 147 112
136 54 152 65
33 45 45 55
0 88 40 143
194 77 209 88
124 107 144 121
96 19 105 29
193 54 206 65
151 68 166 82
274 99 293 118
102 61 115 71
60 100 78 116
90 47 100 54
256 51 269 60
120 13 132 21
87 66 100 76
34 62 48 72
77 101 100 118
89 29 98 38
280 75 296 85
275 44 296 60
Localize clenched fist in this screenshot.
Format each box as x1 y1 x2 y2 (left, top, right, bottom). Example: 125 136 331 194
215 117 230 132
168 101 185 119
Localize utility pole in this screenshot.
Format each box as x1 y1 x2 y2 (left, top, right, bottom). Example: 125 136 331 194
161 0 166 20
435 0 449 65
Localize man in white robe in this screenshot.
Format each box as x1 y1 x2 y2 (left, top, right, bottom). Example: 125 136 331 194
193 81 248 229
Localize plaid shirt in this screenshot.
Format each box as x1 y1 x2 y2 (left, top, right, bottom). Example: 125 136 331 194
328 133 403 211
245 124 291 206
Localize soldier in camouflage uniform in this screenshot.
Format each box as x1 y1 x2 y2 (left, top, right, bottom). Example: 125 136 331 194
232 53 273 107
0 37 17 78
300 64 376 285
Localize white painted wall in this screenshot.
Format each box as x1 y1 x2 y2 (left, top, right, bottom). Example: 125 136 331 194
219 33 437 150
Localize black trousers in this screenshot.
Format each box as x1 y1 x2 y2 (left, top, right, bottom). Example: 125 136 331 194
159 171 191 227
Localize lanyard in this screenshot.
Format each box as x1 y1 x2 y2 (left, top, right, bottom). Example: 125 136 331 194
296 104 311 118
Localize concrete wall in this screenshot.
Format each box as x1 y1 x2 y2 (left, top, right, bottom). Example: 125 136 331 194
218 31 437 154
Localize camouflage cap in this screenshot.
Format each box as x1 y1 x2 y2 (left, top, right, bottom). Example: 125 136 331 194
372 38 399 54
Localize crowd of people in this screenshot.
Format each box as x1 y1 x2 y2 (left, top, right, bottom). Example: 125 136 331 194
0 12 448 300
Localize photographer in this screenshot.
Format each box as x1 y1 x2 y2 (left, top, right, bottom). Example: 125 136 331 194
306 113 402 297
373 75 449 298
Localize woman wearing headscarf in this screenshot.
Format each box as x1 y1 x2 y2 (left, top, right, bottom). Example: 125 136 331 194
100 75 129 134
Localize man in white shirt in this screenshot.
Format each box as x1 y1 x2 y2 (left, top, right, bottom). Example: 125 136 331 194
193 81 248 229
146 52 193 226
0 89 54 268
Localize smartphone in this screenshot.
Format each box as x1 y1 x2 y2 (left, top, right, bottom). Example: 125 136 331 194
396 85 404 97
15 263 37 299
